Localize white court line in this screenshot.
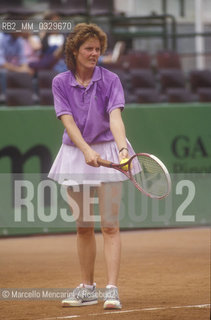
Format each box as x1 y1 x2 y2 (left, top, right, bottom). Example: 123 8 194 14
171 304 210 309
90 304 210 315
37 316 80 320
37 304 210 320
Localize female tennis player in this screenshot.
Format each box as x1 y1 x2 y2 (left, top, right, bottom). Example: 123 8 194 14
48 23 136 310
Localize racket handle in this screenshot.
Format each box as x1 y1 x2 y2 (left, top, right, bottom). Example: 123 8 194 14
97 157 112 168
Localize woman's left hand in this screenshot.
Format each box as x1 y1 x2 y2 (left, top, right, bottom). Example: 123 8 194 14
119 148 129 163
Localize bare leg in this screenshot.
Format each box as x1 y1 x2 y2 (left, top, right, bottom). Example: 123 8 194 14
67 186 96 285
98 182 122 286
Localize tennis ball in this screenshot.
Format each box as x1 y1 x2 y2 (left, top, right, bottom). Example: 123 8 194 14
120 158 129 171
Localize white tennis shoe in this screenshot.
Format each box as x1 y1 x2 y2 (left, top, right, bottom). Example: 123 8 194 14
103 286 122 309
62 283 98 307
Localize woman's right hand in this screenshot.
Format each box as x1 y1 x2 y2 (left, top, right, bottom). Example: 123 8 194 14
83 147 100 167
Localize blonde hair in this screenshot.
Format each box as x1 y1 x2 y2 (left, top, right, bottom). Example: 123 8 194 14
65 23 107 72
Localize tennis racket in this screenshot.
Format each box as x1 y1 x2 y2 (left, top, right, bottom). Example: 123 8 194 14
97 153 171 199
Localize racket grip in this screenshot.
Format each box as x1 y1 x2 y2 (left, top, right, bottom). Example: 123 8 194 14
97 158 112 168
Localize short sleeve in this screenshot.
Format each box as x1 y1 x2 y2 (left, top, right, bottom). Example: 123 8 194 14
106 76 125 114
52 76 72 118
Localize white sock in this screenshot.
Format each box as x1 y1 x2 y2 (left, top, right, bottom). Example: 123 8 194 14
106 284 117 289
84 283 95 289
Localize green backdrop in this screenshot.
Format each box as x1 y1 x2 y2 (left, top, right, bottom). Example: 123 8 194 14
0 103 210 235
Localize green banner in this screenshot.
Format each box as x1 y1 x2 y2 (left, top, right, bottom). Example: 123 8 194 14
123 103 211 174
0 106 63 174
0 104 210 236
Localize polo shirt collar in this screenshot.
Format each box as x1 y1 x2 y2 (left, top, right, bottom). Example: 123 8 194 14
92 66 101 82
69 66 101 87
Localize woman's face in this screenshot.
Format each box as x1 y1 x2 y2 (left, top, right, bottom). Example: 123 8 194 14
75 37 101 71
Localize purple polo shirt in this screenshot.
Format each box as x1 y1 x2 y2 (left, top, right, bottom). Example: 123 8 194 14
52 66 125 146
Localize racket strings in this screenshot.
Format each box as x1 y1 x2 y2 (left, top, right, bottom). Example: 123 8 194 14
131 155 169 197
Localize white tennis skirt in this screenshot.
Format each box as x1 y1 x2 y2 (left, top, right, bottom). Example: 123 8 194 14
48 140 136 186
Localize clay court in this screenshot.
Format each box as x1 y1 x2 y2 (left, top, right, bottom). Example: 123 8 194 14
0 227 210 320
